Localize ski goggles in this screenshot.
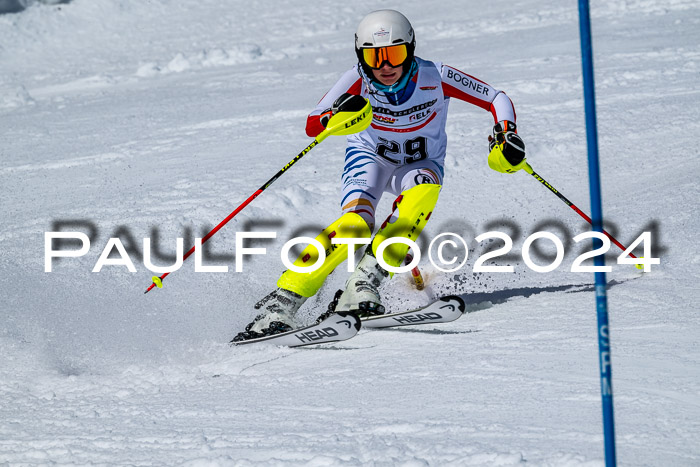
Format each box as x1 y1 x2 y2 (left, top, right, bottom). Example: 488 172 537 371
361 44 408 69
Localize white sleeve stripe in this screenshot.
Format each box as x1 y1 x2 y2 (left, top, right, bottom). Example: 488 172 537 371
491 91 516 123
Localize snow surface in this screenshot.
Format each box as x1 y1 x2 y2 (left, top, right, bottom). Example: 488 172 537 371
1 0 699 465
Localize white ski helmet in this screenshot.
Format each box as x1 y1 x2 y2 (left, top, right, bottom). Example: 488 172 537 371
355 10 416 77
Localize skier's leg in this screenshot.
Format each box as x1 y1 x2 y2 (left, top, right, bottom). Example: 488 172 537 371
276 147 393 297
374 163 443 267
237 148 391 339
339 146 395 231
276 212 372 297
335 163 443 315
236 212 371 339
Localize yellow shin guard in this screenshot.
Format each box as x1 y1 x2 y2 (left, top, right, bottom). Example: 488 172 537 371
277 212 371 297
372 184 441 269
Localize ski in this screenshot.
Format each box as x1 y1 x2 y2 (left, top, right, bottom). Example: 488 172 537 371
361 295 466 329
231 311 361 347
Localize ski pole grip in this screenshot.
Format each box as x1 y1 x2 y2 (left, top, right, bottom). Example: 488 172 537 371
325 98 372 137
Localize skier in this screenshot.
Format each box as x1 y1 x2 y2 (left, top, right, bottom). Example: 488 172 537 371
234 9 527 340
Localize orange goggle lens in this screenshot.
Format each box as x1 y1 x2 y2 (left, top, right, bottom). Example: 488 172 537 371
361 44 408 69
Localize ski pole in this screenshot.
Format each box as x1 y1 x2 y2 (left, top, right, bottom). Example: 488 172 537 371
404 253 425 290
145 98 373 294
522 162 637 259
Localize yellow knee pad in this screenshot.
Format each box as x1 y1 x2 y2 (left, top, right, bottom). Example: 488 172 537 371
277 212 371 297
372 184 441 269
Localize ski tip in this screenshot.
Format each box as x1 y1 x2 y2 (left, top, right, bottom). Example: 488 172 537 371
439 295 466 313
334 311 362 332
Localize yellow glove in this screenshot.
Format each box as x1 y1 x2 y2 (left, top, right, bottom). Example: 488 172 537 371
487 120 527 174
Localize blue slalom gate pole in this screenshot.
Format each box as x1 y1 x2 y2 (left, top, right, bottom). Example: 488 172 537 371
578 1 617 465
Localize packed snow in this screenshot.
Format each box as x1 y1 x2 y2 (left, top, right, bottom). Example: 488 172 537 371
1 0 699 465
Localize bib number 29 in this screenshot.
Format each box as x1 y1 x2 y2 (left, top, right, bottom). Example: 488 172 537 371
377 136 428 164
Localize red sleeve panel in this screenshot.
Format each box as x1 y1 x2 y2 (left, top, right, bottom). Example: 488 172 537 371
305 113 330 138
305 70 363 137
441 64 515 123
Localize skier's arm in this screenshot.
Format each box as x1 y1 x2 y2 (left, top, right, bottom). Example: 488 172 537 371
439 64 516 123
306 67 363 137
440 64 526 173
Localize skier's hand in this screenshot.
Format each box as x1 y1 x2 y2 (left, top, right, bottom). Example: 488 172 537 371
332 93 366 114
487 120 527 174
319 108 333 128
320 93 365 128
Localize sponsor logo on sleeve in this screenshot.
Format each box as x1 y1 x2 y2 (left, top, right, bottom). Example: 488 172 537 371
446 69 489 96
